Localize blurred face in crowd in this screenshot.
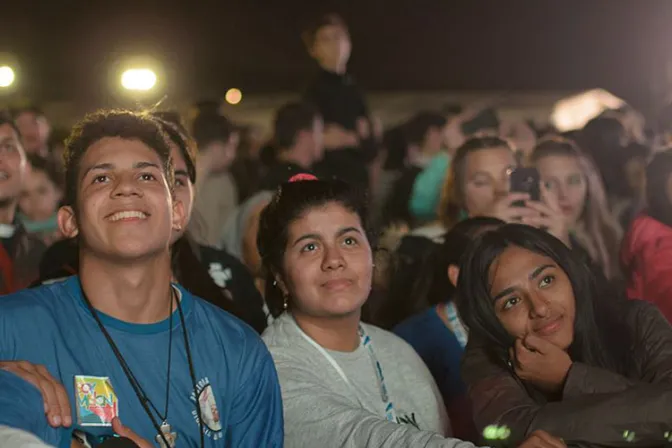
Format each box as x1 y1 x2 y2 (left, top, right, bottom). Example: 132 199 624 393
206 132 239 174
0 124 28 205
292 116 325 168
535 155 587 226
424 126 444 156
489 245 576 350
278 202 372 319
462 147 516 216
19 166 62 221
59 137 183 261
310 25 351 71
15 111 50 155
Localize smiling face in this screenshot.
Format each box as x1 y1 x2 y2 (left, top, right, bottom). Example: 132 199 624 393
0 123 28 205
489 245 576 350
58 137 183 261
279 202 372 318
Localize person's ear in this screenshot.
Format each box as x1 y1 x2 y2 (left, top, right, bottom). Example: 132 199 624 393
171 198 186 233
447 264 460 288
57 205 79 238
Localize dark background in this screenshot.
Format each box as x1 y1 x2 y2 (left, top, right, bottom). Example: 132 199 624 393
2 1 671 109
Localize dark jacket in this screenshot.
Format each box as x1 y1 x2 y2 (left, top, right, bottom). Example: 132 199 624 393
0 223 45 294
461 300 672 447
621 213 672 323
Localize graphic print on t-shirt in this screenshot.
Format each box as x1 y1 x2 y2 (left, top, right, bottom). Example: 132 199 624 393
191 377 223 440
74 375 119 426
396 412 420 430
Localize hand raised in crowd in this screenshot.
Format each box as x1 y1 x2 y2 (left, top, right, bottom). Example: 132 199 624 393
356 116 371 140
518 430 566 448
509 334 573 394
521 183 571 246
480 192 539 224
0 360 71 428
112 418 154 448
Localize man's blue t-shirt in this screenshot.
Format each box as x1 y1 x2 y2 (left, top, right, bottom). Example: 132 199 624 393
0 369 66 447
0 276 284 447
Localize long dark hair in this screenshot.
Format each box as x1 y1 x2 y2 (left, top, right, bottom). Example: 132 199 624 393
257 178 372 318
456 224 627 373
378 217 504 329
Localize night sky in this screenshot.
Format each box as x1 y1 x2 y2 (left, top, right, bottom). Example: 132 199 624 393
2 1 671 109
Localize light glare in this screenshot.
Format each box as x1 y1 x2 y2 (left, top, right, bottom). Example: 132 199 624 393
0 66 15 88
225 88 242 105
121 68 157 91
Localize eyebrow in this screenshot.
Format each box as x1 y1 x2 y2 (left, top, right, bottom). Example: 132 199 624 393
291 226 363 248
175 169 189 177
0 137 16 145
82 161 161 178
491 263 555 302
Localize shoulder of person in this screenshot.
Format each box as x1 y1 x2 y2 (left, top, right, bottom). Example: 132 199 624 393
0 277 72 314
182 285 265 350
621 299 671 338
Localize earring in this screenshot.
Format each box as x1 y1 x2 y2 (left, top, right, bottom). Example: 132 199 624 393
282 294 288 310
273 280 277 287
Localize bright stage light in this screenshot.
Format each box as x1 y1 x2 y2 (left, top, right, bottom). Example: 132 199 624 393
121 68 157 91
0 66 15 88
225 88 242 105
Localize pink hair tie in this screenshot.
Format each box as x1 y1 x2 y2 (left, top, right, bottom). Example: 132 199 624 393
288 173 318 183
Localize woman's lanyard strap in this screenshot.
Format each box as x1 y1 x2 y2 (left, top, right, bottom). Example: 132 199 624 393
293 317 398 423
358 325 397 423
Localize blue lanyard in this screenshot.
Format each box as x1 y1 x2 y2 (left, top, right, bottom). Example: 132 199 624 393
358 325 397 422
294 318 398 423
445 302 468 349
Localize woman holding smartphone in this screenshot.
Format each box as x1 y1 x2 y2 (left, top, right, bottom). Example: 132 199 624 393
438 136 569 245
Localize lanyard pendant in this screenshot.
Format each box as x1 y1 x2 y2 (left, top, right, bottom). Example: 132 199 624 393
156 421 178 448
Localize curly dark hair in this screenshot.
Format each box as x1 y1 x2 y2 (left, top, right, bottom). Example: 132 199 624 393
62 110 174 208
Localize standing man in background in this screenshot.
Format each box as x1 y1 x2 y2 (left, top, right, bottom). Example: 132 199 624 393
303 13 380 189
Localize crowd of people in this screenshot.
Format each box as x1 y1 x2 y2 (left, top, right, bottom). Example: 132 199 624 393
1 11 672 448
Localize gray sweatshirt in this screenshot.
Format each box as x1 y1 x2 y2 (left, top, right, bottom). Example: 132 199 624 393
262 313 480 448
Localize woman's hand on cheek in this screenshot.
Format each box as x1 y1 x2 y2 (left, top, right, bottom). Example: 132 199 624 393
509 334 572 394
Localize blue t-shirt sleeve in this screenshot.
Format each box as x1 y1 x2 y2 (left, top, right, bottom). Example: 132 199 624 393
0 370 68 447
226 336 284 446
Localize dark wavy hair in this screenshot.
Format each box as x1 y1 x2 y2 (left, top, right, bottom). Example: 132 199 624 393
63 110 174 209
456 224 627 373
257 178 372 317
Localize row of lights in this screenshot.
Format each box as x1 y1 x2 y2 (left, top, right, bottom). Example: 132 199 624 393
0 64 243 105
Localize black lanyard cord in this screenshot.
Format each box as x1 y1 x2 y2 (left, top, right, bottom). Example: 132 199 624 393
81 283 203 448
